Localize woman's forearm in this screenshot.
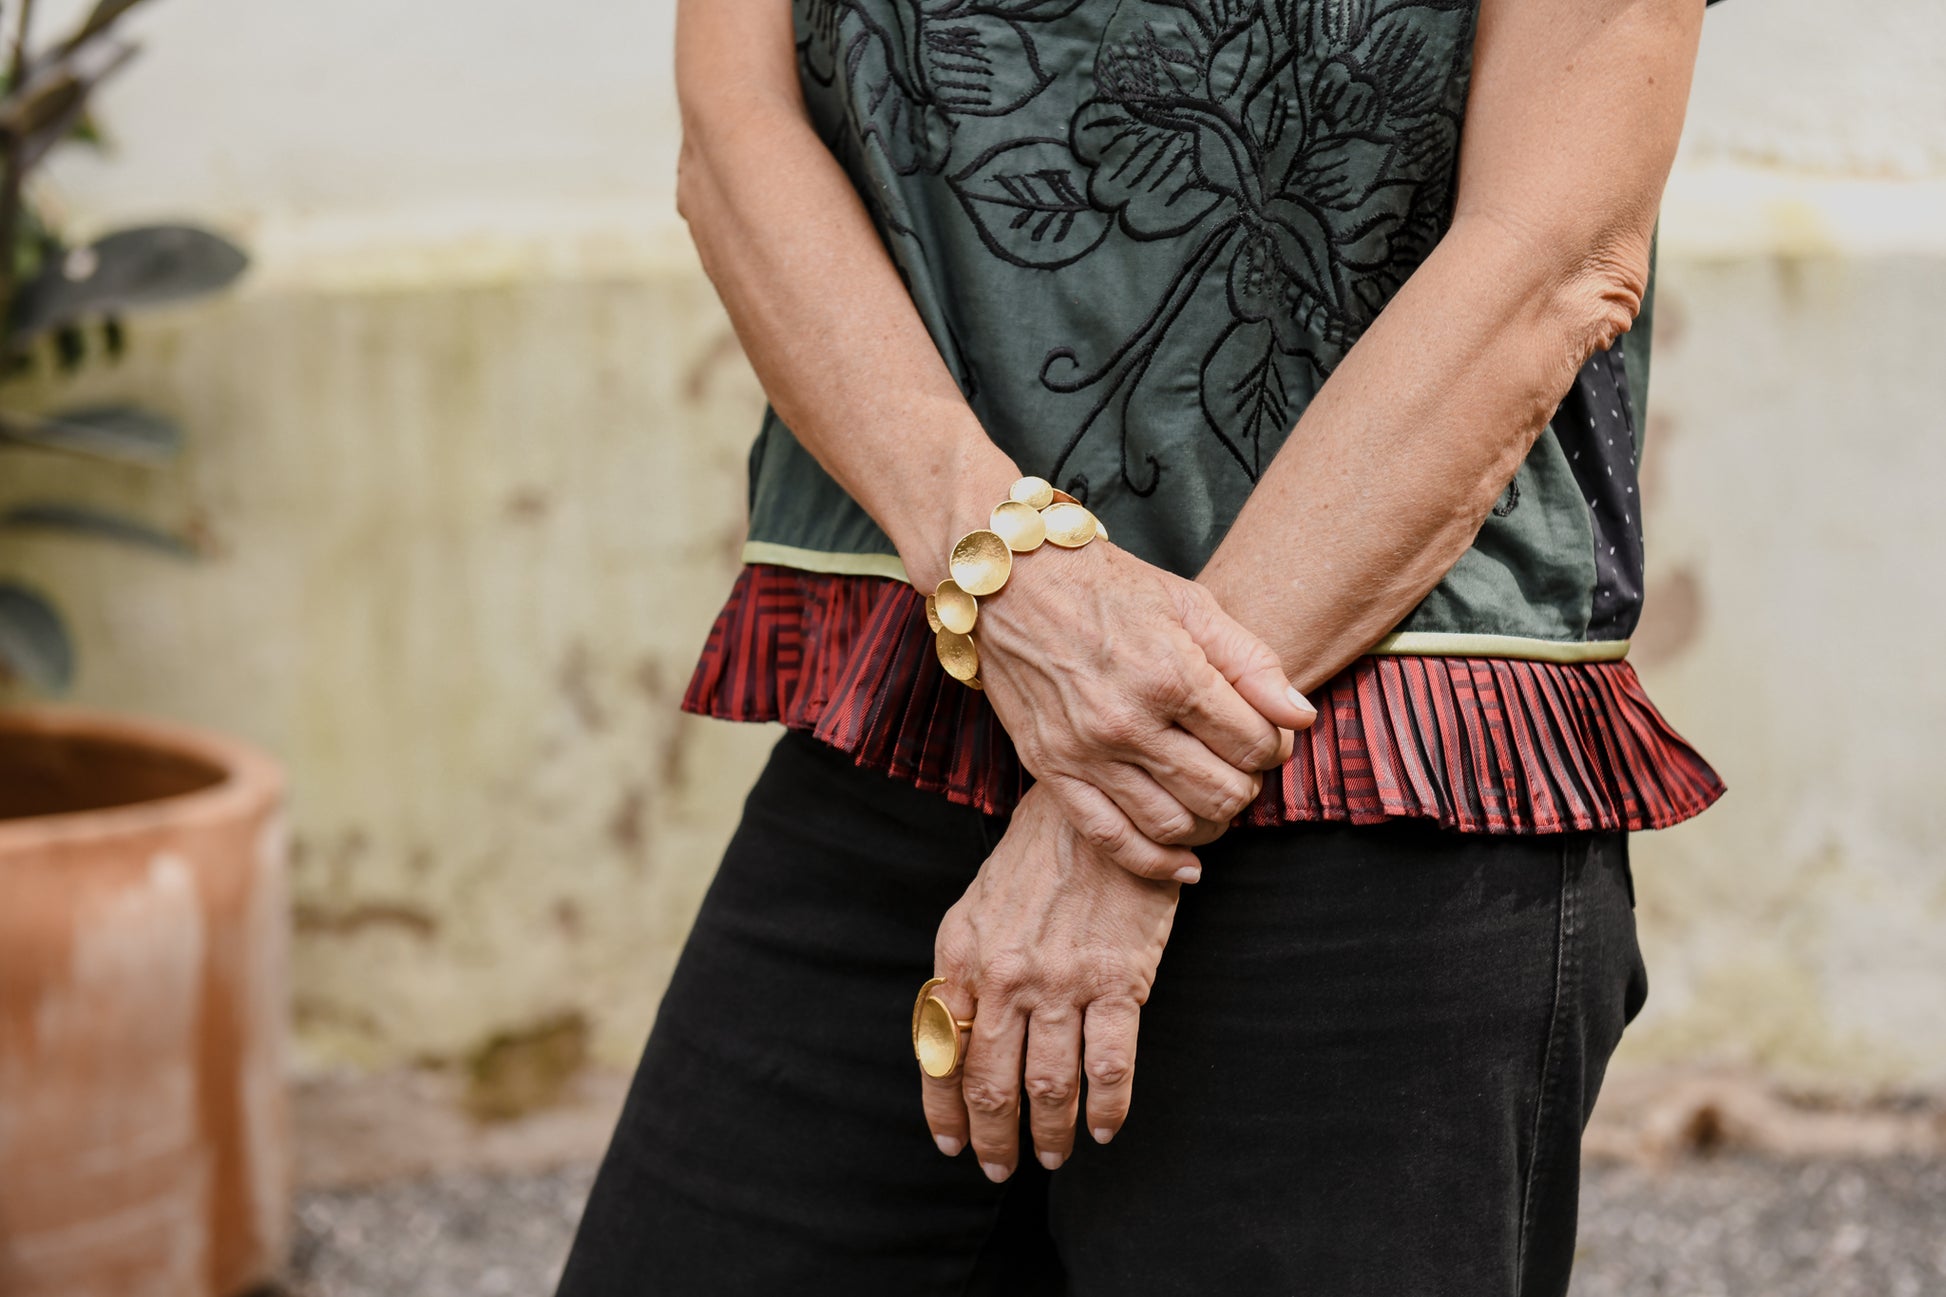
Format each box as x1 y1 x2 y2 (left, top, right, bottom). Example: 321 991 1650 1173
1200 0 1704 693
1198 217 1641 693
675 0 1015 589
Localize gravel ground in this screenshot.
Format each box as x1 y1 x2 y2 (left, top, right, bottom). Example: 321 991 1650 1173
286 1157 1946 1296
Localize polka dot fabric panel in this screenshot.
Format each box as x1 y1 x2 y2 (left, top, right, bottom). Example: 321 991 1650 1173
1554 343 1645 642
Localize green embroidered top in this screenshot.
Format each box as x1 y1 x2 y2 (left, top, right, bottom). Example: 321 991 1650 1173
743 0 1658 660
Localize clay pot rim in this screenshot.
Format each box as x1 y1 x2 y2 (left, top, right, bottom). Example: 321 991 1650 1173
0 705 283 852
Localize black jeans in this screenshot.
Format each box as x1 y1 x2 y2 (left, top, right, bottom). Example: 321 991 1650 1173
557 731 1646 1296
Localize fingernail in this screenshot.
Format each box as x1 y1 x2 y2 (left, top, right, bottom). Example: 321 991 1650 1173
1286 685 1317 718
1037 1149 1065 1171
934 1135 963 1157
1172 864 1202 884
1092 1126 1116 1145
981 1161 1013 1183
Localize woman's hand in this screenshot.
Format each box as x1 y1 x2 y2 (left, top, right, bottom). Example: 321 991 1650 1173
920 787 1179 1180
971 540 1315 882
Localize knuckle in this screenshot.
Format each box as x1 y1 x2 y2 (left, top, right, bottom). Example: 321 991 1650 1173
934 942 973 980
1094 702 1148 750
1083 962 1147 1002
1086 1054 1132 1088
1170 578 1217 627
1142 657 1196 713
1024 1073 1076 1106
979 950 1034 999
1243 726 1285 771
933 918 976 972
1150 806 1198 846
1242 635 1282 674
1216 773 1259 821
1078 809 1130 856
961 1081 1018 1118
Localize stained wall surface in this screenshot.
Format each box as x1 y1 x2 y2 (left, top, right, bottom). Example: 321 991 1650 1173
4 0 1942 1087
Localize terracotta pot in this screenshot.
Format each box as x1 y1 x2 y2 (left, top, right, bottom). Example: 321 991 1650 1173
0 708 288 1297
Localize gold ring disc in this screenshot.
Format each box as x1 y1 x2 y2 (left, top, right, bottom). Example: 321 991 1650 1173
936 628 980 682
1009 476 1055 511
949 530 1013 596
933 580 979 635
924 595 943 633
916 994 966 1078
1042 502 1100 549
989 499 1047 552
912 976 947 1046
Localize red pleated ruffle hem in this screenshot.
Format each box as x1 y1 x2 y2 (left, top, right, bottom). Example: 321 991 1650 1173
682 564 1725 834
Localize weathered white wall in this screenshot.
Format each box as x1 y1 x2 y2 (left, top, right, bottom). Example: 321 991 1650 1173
6 0 1943 1087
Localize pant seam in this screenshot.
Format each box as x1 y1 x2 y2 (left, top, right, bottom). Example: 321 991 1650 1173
1515 837 1578 1293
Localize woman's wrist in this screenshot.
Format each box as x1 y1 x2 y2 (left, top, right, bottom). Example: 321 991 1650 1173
880 437 1023 591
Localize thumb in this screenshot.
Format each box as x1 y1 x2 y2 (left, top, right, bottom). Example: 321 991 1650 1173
1189 607 1318 733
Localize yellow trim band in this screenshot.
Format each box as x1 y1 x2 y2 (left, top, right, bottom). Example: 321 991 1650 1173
1368 633 1629 663
741 545 1630 664
741 541 910 583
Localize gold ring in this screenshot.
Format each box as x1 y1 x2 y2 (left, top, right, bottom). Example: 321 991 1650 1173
912 977 975 1079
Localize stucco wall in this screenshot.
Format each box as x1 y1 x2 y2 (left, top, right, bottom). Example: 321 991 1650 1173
5 0 1943 1087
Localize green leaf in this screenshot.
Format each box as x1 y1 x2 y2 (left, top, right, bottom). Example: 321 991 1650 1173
11 224 248 340
0 581 74 692
0 502 196 556
0 405 182 463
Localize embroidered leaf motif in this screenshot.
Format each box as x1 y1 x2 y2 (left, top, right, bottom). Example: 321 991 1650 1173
922 16 1055 118
844 22 955 173
1260 195 1339 318
1200 318 1319 477
951 138 1112 268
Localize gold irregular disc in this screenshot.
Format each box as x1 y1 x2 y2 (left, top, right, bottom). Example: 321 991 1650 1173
1042 501 1100 548
936 628 981 682
966 675 984 691
1009 476 1055 511
924 594 943 633
915 994 964 1078
949 529 1013 596
989 499 1047 553
933 579 979 635
911 976 947 1047
1048 488 1081 506
1096 516 1110 542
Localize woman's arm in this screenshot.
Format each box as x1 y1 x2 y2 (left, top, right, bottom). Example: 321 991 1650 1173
922 0 1710 1180
675 0 1314 879
1200 0 1706 687
672 0 1007 578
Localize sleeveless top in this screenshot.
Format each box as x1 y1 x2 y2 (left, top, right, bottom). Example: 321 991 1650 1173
685 0 1724 833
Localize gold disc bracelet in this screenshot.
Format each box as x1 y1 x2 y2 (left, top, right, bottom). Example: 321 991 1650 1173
925 476 1106 689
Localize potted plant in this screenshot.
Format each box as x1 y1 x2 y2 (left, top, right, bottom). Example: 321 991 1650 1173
0 4 289 1296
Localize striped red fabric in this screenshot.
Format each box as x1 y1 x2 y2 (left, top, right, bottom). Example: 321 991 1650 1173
683 565 1724 834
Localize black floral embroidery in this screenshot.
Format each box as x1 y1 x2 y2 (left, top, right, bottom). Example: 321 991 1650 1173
1051 1 1472 489
796 0 1474 495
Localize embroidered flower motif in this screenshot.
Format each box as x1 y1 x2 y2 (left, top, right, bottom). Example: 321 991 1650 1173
1053 0 1471 485
798 0 1472 491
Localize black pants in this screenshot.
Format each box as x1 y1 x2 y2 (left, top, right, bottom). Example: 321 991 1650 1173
557 731 1646 1296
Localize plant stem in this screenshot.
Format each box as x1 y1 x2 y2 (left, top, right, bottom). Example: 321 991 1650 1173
0 0 34 331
